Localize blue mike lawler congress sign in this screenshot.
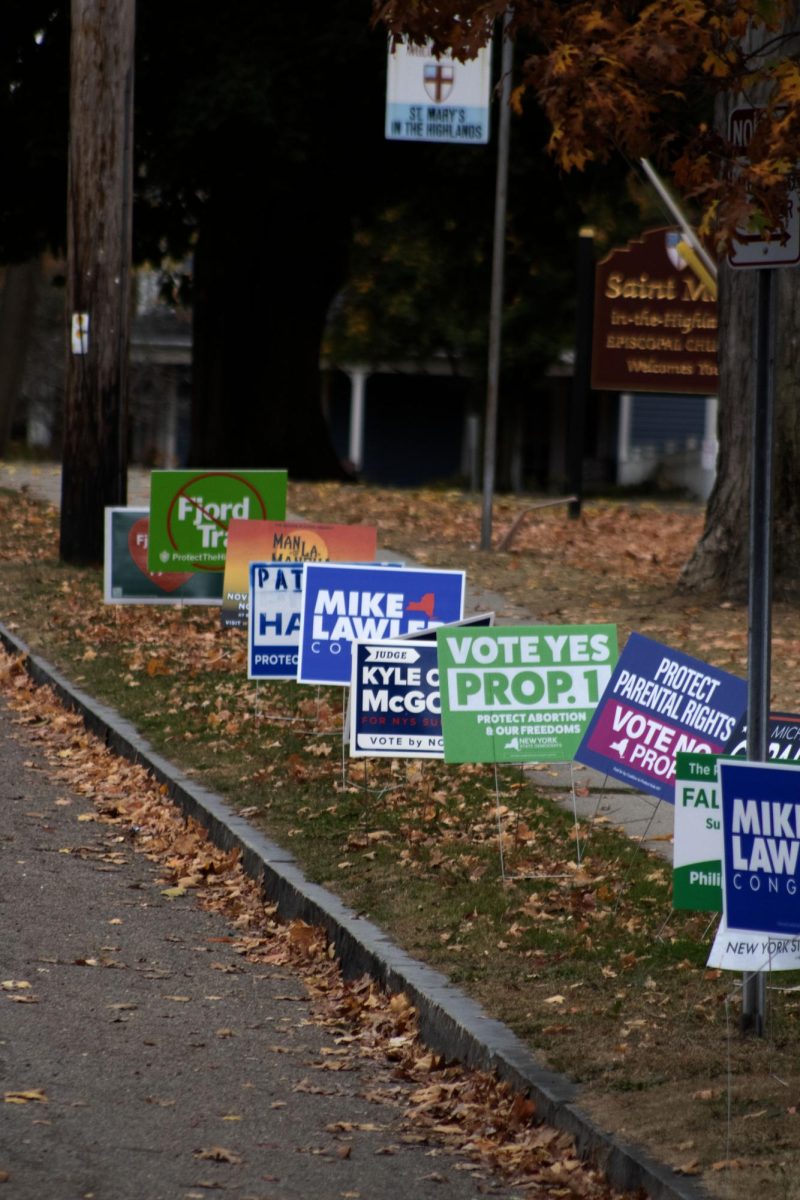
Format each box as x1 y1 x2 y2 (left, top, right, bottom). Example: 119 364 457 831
720 760 800 938
297 563 465 686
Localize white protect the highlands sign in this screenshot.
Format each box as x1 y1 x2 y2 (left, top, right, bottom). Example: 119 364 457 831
385 37 491 145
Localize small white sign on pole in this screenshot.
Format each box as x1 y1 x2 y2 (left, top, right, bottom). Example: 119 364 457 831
71 312 90 355
385 37 491 145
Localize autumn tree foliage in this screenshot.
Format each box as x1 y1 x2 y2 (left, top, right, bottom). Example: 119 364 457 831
375 0 800 594
374 0 800 245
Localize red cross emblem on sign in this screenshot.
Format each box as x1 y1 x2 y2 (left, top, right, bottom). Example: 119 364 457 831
423 62 454 102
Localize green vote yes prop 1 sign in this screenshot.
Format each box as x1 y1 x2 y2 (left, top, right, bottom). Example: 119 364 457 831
437 624 617 764
147 469 287 572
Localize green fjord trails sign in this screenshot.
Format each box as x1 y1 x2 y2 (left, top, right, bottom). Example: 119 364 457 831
437 624 617 764
147 470 287 573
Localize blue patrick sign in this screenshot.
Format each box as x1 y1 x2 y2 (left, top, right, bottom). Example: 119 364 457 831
247 561 304 680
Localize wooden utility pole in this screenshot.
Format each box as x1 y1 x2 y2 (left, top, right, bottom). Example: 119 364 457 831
62 0 135 564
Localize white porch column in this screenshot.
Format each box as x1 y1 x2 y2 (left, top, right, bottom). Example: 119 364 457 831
616 392 633 482
702 395 718 470
347 366 368 471
161 382 179 467
461 412 480 492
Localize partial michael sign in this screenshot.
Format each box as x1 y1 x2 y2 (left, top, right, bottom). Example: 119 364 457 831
297 563 465 686
437 624 617 765
574 633 747 803
385 37 491 145
724 711 800 764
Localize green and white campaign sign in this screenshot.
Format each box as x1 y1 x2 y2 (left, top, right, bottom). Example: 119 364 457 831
437 624 617 764
104 507 223 605
147 469 287 573
673 752 722 912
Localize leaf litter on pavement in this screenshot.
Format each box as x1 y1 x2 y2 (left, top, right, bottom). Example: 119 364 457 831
1 483 800 1195
0 653 628 1200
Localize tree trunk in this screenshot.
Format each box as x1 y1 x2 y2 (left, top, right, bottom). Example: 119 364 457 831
679 262 753 595
0 260 40 455
681 260 800 598
189 149 348 480
681 11 800 598
61 0 135 565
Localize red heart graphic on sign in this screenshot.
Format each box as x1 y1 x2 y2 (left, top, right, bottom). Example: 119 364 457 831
128 517 193 592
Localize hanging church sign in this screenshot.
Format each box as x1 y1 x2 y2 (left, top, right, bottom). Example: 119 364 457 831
385 37 491 145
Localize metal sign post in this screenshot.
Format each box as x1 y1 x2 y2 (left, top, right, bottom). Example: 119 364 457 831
480 9 513 552
726 101 797 1036
741 266 776 1035
568 228 595 519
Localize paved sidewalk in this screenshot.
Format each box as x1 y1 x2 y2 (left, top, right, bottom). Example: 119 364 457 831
0 460 151 508
0 694 507 1200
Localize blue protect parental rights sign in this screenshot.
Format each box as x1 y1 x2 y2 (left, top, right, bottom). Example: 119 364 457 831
574 633 747 803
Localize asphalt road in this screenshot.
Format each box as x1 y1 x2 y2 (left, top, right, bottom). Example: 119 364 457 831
0 694 506 1200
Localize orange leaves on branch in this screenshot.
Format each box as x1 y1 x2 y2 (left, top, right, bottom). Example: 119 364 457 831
549 43 581 77
702 49 735 78
374 0 500 63
509 84 526 115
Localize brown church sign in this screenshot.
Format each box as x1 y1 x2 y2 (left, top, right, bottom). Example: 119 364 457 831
591 227 718 395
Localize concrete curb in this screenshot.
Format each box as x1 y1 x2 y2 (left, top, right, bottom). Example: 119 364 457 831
0 620 708 1200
